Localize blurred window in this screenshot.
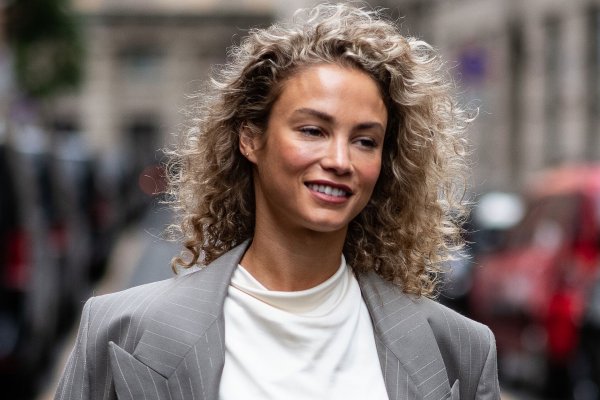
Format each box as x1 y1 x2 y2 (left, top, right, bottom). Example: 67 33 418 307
544 16 562 165
125 117 160 169
508 22 524 181
586 8 600 160
118 46 163 81
506 195 581 250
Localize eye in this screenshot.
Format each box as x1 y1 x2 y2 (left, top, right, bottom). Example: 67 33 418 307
355 137 378 149
299 126 323 137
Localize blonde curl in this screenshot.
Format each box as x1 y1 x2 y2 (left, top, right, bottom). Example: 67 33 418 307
166 3 472 298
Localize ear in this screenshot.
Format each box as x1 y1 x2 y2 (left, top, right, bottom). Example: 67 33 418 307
239 124 259 164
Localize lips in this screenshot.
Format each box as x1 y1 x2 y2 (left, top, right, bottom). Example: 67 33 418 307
305 181 352 198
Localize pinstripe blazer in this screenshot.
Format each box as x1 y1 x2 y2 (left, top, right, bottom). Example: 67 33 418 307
55 241 500 400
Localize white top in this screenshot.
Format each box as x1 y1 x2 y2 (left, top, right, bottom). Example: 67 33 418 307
219 257 389 399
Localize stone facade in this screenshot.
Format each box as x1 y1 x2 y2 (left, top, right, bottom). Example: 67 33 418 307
50 3 271 181
50 0 600 194
387 0 600 192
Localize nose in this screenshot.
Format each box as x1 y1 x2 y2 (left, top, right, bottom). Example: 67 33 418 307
321 137 352 175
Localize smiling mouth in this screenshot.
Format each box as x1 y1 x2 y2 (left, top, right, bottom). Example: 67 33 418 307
305 183 351 198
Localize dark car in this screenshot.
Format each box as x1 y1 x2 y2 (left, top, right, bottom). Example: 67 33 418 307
0 139 63 397
0 125 120 397
579 272 600 399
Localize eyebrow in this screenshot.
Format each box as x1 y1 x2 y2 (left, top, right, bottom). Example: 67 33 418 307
293 108 334 123
292 107 385 132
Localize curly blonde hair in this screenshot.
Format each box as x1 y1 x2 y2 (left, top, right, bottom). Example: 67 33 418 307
167 3 471 297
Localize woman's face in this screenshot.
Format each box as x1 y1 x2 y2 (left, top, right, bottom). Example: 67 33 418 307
242 63 387 236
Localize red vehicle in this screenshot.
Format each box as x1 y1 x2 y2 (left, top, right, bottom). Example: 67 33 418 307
470 165 600 393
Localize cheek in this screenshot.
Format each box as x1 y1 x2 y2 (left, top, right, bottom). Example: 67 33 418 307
276 142 319 171
359 159 383 190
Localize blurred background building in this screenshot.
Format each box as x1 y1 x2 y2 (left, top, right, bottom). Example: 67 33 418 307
376 0 600 193
2 0 600 399
42 0 600 196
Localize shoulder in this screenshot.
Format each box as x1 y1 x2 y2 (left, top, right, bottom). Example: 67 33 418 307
359 270 492 350
412 298 496 368
81 242 246 352
412 296 493 349
358 271 496 389
84 267 209 351
412 295 497 389
414 297 499 398
85 277 177 349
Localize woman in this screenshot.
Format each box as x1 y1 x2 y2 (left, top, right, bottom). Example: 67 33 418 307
56 4 499 400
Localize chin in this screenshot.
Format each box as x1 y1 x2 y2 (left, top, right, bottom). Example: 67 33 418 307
304 218 350 234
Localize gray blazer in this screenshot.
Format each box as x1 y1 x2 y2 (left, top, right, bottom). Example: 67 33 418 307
55 242 500 400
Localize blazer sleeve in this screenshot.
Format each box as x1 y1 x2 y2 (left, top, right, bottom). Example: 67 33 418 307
476 327 501 399
54 298 93 400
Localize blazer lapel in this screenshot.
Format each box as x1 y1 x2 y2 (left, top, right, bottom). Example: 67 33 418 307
109 341 171 400
357 271 451 400
108 241 452 400
110 241 249 400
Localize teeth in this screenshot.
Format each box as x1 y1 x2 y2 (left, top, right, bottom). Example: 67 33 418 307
307 184 348 197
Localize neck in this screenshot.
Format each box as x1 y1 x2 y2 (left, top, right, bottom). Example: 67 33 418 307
241 225 347 291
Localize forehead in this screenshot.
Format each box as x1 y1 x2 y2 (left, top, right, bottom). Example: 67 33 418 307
271 63 387 124
280 63 380 93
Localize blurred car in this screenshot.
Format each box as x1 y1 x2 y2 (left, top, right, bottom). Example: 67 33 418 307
0 137 63 397
470 165 600 395
579 271 600 398
440 192 524 314
0 123 120 397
